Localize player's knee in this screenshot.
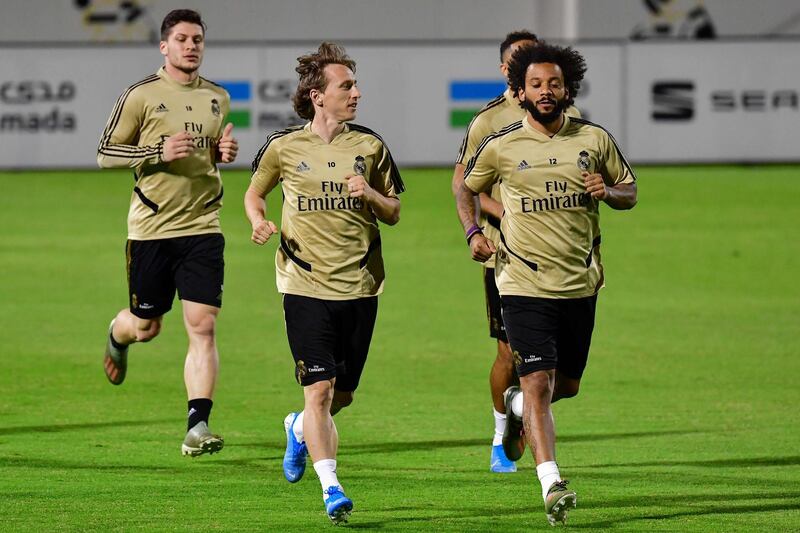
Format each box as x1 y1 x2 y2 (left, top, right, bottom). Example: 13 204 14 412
188 313 217 339
496 340 514 364
331 391 354 413
553 379 580 401
305 380 334 411
136 321 161 342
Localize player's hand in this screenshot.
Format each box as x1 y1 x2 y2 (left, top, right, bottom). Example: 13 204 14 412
583 172 608 201
162 131 195 162
251 219 278 245
346 174 375 203
470 233 496 262
217 123 239 163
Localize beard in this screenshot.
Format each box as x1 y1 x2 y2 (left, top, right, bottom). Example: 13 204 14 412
521 96 567 125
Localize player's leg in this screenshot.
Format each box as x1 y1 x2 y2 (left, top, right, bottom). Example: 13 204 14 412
501 295 576 525
103 239 172 385
173 234 225 456
316 296 377 523
330 296 377 415
486 267 519 472
281 295 337 486
179 300 223 456
552 293 597 404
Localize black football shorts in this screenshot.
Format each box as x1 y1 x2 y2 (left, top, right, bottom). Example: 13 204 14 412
283 294 378 391
501 294 597 379
126 233 225 319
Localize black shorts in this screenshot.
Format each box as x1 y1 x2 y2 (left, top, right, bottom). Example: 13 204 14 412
283 294 378 391
126 233 225 319
501 294 597 379
484 267 507 342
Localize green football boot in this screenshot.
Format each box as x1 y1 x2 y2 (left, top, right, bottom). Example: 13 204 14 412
181 421 224 457
545 480 577 526
103 319 128 385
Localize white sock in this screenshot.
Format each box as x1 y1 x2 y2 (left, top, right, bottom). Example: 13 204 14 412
292 411 304 443
536 461 562 500
492 409 506 446
511 391 524 418
314 459 341 493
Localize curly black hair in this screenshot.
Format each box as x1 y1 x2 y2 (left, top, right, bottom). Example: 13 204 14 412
506 43 587 107
499 30 538 62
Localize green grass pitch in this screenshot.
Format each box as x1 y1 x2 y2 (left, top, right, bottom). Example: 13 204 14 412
0 166 799 531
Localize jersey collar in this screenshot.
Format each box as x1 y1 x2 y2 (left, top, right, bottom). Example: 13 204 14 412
304 121 352 145
157 66 202 91
521 113 571 140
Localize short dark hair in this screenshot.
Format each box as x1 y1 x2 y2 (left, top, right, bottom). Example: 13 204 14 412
507 42 587 106
500 30 538 62
160 9 206 41
292 42 357 120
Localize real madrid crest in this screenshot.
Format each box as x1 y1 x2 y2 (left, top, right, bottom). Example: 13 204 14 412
353 155 366 175
576 150 591 171
211 98 221 117
295 359 307 384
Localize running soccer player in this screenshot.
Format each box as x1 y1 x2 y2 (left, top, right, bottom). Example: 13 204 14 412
97 9 238 457
245 42 403 525
451 30 581 473
455 42 637 525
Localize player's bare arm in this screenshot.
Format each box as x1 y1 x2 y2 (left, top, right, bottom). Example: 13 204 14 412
479 193 504 220
455 182 496 262
216 123 239 164
345 174 400 225
583 172 637 210
244 184 278 245
161 131 195 162
451 163 466 197
454 162 504 220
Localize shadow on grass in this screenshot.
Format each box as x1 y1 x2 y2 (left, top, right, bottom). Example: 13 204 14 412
573 500 800 529
584 455 800 469
0 455 183 473
223 428 712 461
595 490 800 509
559 428 707 443
0 418 180 436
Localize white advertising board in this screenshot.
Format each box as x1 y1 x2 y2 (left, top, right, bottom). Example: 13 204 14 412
626 40 800 162
2 41 798 167
0 43 624 168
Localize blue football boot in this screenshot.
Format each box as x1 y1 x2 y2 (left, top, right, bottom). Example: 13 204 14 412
490 443 517 473
323 485 353 525
283 412 308 483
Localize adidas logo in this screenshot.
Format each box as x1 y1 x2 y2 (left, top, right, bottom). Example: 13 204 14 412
155 103 169 113
517 160 531 171
296 161 311 172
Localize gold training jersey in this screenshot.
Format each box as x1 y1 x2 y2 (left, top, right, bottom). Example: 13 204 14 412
457 89 581 266
97 67 230 240
464 115 635 299
250 122 405 300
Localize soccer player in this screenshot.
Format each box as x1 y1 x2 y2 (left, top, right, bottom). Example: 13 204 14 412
97 9 238 457
455 43 637 525
245 42 403 525
451 31 581 474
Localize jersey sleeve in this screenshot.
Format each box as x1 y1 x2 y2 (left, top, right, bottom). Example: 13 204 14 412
456 114 492 166
372 140 405 198
96 88 162 169
218 92 231 137
463 137 500 194
600 130 636 185
250 141 282 196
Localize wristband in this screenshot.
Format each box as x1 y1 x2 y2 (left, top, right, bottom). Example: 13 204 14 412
465 224 483 244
